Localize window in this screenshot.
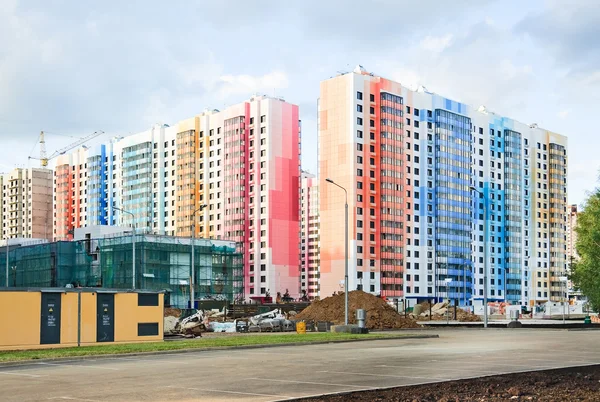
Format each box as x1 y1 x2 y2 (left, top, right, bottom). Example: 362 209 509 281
357 130 363 138
370 94 375 102
357 117 363 126
357 104 363 112
357 91 363 100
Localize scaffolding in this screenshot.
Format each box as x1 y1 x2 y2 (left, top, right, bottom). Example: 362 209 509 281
0 234 243 307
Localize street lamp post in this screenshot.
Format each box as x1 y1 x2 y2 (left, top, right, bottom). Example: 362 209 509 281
524 254 530 310
5 238 9 288
114 206 136 290
326 178 349 326
470 186 488 328
191 204 208 309
445 277 452 325
559 276 568 324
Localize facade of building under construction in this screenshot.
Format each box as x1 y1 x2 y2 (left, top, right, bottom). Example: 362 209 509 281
0 167 53 241
0 234 243 308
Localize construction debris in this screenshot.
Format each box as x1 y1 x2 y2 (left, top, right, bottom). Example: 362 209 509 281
295 291 420 329
414 301 481 322
164 307 299 336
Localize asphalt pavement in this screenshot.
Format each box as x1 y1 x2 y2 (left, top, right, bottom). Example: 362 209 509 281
1 329 599 401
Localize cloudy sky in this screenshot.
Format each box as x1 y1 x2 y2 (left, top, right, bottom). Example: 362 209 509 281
0 0 597 205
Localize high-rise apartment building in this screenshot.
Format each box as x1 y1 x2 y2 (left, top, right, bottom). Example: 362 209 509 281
54 125 177 240
318 66 568 307
53 95 301 299
300 172 320 299
1 168 53 241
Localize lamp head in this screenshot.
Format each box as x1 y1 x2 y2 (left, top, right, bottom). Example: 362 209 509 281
326 178 334 184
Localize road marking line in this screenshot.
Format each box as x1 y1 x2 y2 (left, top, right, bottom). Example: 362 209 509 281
244 377 375 389
36 362 119 371
518 358 596 363
317 370 451 381
48 397 101 402
164 385 293 399
376 364 498 374
105 357 190 365
455 361 552 368
0 371 48 378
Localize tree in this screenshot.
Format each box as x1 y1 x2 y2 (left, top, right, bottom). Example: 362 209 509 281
571 190 600 312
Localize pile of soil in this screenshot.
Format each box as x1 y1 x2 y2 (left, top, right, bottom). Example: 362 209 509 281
417 302 481 322
294 291 420 329
296 364 600 401
164 307 182 318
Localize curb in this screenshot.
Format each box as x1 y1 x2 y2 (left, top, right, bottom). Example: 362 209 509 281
0 334 439 367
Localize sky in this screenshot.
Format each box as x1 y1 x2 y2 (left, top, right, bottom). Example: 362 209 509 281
0 0 598 205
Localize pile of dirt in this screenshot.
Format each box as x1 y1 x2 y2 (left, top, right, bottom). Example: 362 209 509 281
164 307 182 318
294 291 420 329
415 302 481 322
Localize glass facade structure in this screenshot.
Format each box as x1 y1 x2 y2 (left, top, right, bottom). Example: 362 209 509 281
503 130 522 302
434 110 472 302
0 235 243 307
121 142 153 232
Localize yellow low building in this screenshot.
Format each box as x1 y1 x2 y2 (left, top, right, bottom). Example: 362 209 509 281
0 289 164 350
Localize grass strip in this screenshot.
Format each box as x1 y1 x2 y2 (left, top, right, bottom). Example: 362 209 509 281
0 332 405 363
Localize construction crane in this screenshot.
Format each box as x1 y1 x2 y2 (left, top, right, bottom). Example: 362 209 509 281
29 130 105 168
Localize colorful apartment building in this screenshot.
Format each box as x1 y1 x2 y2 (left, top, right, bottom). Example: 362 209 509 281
300 172 320 299
53 125 177 240
318 65 568 307
52 96 301 299
1 168 53 241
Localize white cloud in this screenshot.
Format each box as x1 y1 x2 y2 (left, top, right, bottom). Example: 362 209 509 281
0 0 597 205
420 34 453 53
558 109 571 119
218 71 289 99
582 70 600 86
499 59 533 80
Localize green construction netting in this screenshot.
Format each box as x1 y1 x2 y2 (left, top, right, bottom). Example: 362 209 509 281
0 235 244 307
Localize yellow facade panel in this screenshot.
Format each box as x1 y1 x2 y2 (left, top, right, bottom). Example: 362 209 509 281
60 292 78 345
80 292 97 345
0 292 41 349
114 294 163 343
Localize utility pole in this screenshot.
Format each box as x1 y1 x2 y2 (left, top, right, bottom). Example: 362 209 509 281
191 204 207 309
113 206 136 289
326 178 349 325
471 186 488 328
5 238 9 287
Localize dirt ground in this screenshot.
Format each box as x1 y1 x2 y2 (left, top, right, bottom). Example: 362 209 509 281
295 365 600 401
